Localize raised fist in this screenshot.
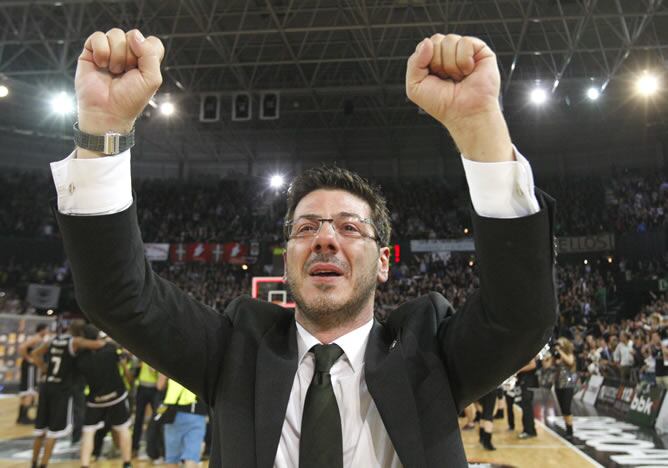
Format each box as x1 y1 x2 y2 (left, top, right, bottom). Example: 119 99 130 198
75 29 164 137
406 34 513 162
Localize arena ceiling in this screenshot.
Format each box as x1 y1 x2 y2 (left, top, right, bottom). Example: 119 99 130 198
0 0 666 169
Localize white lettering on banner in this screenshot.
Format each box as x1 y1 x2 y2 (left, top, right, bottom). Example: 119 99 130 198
194 243 205 257
175 244 186 262
212 245 223 263
557 233 615 253
409 239 475 253
630 395 654 415
621 387 634 402
548 416 668 466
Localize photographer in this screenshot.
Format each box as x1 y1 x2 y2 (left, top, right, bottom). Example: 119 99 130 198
544 337 577 439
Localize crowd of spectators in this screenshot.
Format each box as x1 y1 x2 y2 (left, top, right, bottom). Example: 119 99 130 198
5 167 668 389
3 168 668 242
3 251 668 391
563 293 668 387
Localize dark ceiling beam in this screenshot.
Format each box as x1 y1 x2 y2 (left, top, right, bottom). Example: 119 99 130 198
2 11 668 47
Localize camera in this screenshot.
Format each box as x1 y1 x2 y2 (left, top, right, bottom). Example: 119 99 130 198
550 342 561 359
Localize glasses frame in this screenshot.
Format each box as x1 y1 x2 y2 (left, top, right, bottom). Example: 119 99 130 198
284 214 379 243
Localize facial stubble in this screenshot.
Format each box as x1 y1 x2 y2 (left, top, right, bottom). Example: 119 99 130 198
286 255 379 330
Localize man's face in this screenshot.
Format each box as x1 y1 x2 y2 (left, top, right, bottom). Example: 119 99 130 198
284 189 390 329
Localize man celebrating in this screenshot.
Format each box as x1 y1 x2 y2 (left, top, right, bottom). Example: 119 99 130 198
51 29 556 467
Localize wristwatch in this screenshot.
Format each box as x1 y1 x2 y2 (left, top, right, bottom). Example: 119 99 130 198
73 122 135 155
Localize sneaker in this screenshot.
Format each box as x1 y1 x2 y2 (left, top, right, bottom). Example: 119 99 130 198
461 423 475 431
518 432 537 439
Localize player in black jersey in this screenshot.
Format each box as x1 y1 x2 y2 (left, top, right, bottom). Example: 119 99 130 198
29 320 105 468
76 324 133 468
17 324 50 424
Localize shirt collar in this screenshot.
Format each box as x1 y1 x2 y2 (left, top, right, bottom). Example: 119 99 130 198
296 318 374 374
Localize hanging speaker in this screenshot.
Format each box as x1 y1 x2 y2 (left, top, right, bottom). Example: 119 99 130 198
199 94 220 122
260 92 280 120
232 92 252 121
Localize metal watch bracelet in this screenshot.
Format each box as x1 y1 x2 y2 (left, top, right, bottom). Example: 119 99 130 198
73 122 135 155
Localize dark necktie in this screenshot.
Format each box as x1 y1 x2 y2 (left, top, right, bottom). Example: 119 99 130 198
299 343 345 468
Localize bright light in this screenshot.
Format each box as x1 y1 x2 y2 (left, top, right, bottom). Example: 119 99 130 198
584 259 588 265
636 72 659 96
463 228 469 235
586 87 600 101
468 260 474 267
160 102 175 116
530 88 548 105
607 256 613 264
270 174 285 189
46 309 54 315
50 91 73 114
0 85 8 98
242 264 248 271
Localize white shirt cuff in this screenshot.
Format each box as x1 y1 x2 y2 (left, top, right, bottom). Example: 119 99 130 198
461 146 540 219
50 149 133 216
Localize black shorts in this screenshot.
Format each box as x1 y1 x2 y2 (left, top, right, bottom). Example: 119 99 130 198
19 363 38 396
478 390 497 421
83 396 131 433
34 383 73 438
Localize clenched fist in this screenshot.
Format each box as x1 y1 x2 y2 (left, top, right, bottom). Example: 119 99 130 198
75 29 164 154
406 34 513 162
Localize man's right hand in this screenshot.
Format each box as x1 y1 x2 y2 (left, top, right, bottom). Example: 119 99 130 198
75 29 164 157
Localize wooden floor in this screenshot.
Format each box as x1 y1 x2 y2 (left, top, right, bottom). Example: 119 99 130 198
0 395 595 467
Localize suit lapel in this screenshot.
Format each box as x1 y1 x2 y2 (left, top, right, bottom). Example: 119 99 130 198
365 320 426 468
255 318 298 468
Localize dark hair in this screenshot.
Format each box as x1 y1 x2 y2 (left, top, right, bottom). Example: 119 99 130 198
35 323 48 333
83 324 100 340
284 165 391 247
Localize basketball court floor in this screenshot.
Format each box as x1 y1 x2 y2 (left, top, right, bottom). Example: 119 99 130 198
0 389 602 468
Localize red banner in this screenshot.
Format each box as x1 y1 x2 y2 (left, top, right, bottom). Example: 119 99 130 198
169 242 248 264
223 242 249 264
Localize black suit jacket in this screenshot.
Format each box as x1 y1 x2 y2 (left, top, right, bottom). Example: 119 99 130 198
55 191 557 467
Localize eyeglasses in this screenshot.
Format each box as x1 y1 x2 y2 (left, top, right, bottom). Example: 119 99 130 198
284 213 378 242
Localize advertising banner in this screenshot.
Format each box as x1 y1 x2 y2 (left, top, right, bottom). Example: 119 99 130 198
144 243 170 261
626 382 666 428
583 375 604 406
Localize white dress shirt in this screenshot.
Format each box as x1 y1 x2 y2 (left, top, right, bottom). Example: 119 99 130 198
49 145 541 467
275 319 401 467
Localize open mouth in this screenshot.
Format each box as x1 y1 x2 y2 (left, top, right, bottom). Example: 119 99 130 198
308 263 345 278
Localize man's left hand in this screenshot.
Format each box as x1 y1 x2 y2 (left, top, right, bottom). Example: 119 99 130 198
406 34 513 162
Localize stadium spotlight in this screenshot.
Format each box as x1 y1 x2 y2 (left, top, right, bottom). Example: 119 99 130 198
636 71 660 97
586 87 601 101
530 87 548 105
270 174 285 189
0 85 8 98
50 91 73 114
160 101 175 116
